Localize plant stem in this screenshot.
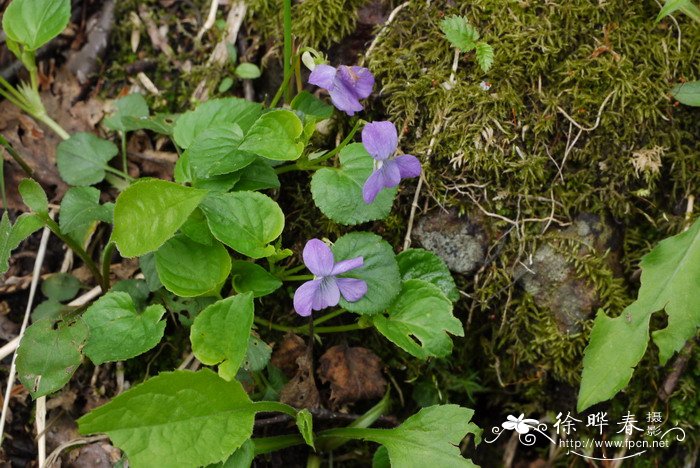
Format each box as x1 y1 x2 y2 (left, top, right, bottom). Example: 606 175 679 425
101 241 116 291
270 68 293 109
314 323 367 333
254 310 358 334
311 309 344 326
313 119 364 164
0 134 33 176
282 274 314 281
253 400 298 417
103 164 134 181
306 455 322 468
253 435 304 455
42 217 105 291
120 132 128 174
35 112 70 140
283 0 293 104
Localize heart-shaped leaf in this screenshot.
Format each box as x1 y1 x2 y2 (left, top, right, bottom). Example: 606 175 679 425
230 261 282 298
56 132 119 186
187 125 256 177
103 94 150 133
396 249 459 302
59 186 113 244
239 110 304 161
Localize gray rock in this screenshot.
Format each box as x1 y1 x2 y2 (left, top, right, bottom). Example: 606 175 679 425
414 210 488 274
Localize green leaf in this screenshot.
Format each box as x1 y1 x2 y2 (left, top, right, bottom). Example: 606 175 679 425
122 113 177 135
671 81 700 107
372 446 390 468
31 299 65 322
218 77 234 93
235 63 262 79
578 218 700 411
331 232 401 314
82 292 166 365
232 159 280 191
296 409 315 449
103 94 150 133
242 335 272 372
230 261 282 298
344 405 478 467
173 98 262 149
113 179 207 257
18 178 48 213
16 318 88 398
59 186 113 244
41 272 80 302
187 125 256 177
201 191 284 259
311 143 396 225
396 249 459 302
111 279 151 311
56 132 119 186
209 440 255 468
139 253 162 292
155 235 231 297
78 370 257 468
180 208 214 245
475 42 494 73
0 212 44 274
2 0 71 51
371 280 463 358
239 110 304 161
190 294 255 381
439 15 479 52
291 91 333 121
656 0 691 22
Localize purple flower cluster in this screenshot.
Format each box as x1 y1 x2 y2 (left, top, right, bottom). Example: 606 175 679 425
309 64 374 116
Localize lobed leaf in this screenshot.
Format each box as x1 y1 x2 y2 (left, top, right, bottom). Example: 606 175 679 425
439 15 479 52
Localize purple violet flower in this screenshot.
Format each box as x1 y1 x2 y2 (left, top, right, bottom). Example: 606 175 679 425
293 239 368 317
308 64 374 116
362 121 422 204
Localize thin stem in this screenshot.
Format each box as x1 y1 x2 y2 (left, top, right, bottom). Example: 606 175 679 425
254 316 297 333
313 119 364 164
306 455 322 468
277 263 307 277
270 68 294 109
104 164 134 181
253 435 304 455
253 400 298 418
275 162 325 175
120 132 128 174
283 0 293 104
0 76 30 106
0 134 33 176
254 310 359 334
282 274 314 281
42 217 105 291
101 242 116 291
311 309 344 326
314 323 367 333
34 113 70 140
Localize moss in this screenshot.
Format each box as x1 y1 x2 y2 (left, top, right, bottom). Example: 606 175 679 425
247 0 369 50
365 0 699 453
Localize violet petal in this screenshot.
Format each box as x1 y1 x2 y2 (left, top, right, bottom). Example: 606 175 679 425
293 279 321 317
329 85 364 116
348 66 374 99
395 154 422 179
308 64 336 90
336 277 368 302
381 159 401 187
362 121 397 161
303 239 335 276
312 277 341 310
330 256 363 275
363 169 385 204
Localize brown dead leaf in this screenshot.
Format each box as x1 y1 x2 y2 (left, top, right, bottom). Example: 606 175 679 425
318 345 387 406
271 333 306 378
279 354 320 410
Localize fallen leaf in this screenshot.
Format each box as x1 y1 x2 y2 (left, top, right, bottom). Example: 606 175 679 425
271 333 306 377
318 345 387 406
279 354 320 409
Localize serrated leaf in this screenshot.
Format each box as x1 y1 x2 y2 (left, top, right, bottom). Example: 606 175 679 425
396 249 459 302
187 125 256 177
230 261 282 298
2 0 71 51
239 110 304 161
578 218 700 411
439 15 479 52
0 212 44 274
155 235 231 297
78 370 257 468
371 280 463 358
173 98 262 149
190 294 254 381
113 179 207 257
82 292 166 365
56 132 119 186
475 42 494 73
671 80 700 107
200 191 284 259
331 232 401 314
41 272 80 302
180 208 214 245
291 91 333 121
139 253 162 292
343 405 478 467
209 440 255 468
297 409 315 449
311 143 396 225
232 159 280 191
16 318 88 398
18 178 48 213
59 186 113 244
103 94 150 133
